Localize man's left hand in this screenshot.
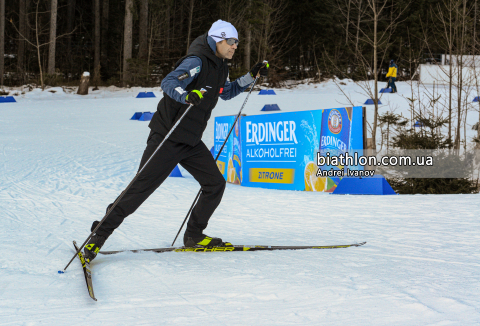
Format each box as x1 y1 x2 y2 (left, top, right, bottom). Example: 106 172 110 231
250 62 269 78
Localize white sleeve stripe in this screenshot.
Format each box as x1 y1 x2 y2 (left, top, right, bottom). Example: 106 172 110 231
175 87 187 95
237 72 255 87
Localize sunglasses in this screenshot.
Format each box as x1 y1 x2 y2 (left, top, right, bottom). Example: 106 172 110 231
212 35 239 46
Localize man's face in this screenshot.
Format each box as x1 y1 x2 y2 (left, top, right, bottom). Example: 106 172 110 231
216 39 237 60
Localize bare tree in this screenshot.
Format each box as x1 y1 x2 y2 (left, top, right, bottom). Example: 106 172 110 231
453 0 471 150
18 0 27 80
355 0 363 54
47 0 58 75
123 0 133 85
148 5 167 64
334 0 410 150
139 0 148 60
254 0 291 75
66 0 75 58
474 9 480 149
101 0 109 76
94 0 100 80
165 0 171 52
243 0 252 69
0 0 4 86
428 0 476 149
11 0 75 90
345 0 352 44
186 0 194 53
434 0 455 144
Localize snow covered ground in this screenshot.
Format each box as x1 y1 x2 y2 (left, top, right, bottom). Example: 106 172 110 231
1 82 479 325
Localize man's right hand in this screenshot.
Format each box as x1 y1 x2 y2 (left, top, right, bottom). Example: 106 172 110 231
186 89 204 106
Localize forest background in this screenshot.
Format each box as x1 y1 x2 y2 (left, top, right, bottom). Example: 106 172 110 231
2 0 480 193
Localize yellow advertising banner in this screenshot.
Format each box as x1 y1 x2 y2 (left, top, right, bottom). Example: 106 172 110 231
249 168 295 184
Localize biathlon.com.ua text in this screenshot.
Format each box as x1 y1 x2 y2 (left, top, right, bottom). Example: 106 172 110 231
315 152 434 178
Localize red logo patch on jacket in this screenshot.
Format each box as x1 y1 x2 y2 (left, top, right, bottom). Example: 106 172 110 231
219 88 224 94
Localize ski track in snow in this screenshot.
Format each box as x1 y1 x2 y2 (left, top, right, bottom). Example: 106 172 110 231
0 84 479 325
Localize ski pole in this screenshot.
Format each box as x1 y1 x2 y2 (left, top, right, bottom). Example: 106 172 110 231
171 62 267 246
63 89 206 272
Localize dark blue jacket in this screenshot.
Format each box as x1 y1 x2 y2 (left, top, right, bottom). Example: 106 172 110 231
160 35 254 104
150 34 249 146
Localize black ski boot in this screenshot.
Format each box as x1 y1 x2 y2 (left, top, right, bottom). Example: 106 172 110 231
183 231 230 248
84 221 109 262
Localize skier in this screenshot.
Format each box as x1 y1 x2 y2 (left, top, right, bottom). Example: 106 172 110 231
83 20 269 262
386 59 398 93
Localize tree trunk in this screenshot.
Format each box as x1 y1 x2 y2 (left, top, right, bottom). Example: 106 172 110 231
355 0 362 56
18 0 26 80
77 72 90 95
262 7 270 60
457 0 467 150
48 0 58 75
165 1 171 53
26 0 31 43
244 0 252 70
478 99 480 149
346 0 351 45
139 0 148 60
0 0 4 86
123 0 133 85
34 1 44 89
244 28 251 69
66 0 75 59
101 0 109 78
186 0 194 54
94 0 101 82
448 7 453 146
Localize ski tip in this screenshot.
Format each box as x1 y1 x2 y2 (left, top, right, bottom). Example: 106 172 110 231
58 270 65 274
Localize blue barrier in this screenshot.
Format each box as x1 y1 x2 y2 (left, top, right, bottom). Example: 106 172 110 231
136 92 156 98
139 112 154 121
259 90 276 95
169 165 183 177
0 96 16 103
364 99 382 105
261 104 280 111
332 175 396 195
130 112 143 120
380 88 392 93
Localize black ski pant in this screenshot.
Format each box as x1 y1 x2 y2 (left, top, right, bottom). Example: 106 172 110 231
95 131 226 237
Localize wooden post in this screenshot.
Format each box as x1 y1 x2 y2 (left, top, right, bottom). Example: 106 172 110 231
77 72 90 95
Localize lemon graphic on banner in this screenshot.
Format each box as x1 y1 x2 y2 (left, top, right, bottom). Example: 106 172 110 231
304 162 326 192
227 158 235 183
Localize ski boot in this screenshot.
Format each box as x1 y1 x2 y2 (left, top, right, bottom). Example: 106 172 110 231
84 221 109 262
183 232 231 248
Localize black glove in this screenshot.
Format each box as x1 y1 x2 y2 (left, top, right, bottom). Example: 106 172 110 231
250 62 269 78
185 89 203 106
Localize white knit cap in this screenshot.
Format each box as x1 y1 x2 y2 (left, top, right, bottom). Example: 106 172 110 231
208 20 238 43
